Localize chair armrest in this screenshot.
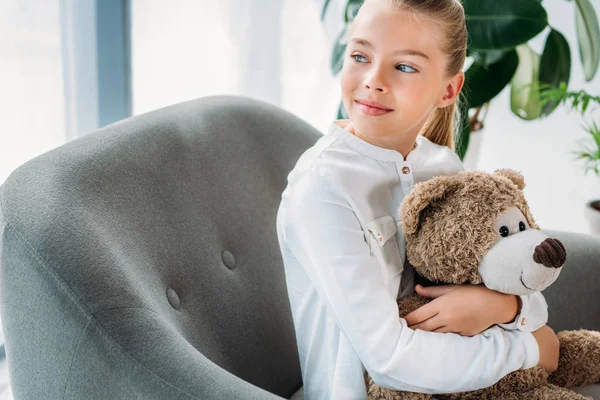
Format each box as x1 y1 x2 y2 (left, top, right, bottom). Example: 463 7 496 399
0 223 287 400
62 307 288 400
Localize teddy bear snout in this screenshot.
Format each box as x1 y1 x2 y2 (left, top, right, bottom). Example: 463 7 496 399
533 238 566 268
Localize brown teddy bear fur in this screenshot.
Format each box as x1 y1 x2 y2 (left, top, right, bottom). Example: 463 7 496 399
365 169 600 400
401 169 539 286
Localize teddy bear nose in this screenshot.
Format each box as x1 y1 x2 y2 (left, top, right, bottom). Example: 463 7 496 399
533 238 566 268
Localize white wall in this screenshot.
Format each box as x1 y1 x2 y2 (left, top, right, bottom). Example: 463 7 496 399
469 1 600 235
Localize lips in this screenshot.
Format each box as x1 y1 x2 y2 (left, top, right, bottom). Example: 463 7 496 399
356 99 393 111
355 99 394 116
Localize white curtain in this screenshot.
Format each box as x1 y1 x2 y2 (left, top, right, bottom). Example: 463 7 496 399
0 0 66 186
130 0 348 134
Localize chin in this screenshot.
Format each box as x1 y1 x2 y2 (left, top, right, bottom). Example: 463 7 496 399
354 117 395 133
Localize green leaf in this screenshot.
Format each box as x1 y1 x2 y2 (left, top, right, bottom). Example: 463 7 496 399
464 50 519 108
331 26 348 76
539 29 571 116
574 0 600 81
575 121 600 177
455 103 471 161
463 0 548 51
539 83 600 116
510 44 542 120
470 50 508 66
345 0 362 23
321 0 332 21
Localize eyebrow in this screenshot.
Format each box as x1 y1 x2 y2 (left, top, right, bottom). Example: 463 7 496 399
350 38 431 60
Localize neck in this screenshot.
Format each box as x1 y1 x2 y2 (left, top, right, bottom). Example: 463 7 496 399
337 120 418 160
354 130 418 160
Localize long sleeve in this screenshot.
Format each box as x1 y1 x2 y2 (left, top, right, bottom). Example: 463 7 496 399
280 165 540 394
498 292 548 332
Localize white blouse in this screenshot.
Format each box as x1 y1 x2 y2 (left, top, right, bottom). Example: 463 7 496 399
276 121 546 400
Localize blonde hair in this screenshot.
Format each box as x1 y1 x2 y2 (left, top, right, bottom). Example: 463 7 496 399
360 0 468 149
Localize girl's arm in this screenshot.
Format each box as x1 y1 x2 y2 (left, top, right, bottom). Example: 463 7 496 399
282 166 539 394
404 286 548 335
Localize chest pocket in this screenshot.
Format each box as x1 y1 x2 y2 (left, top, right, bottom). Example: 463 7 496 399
366 215 404 283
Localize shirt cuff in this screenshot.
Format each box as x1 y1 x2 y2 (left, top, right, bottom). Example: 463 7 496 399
521 331 540 369
497 294 545 332
497 295 524 331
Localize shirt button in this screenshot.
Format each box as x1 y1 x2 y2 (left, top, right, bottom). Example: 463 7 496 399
402 166 411 175
521 317 527 327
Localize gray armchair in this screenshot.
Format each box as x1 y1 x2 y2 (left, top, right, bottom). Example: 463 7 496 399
0 95 598 399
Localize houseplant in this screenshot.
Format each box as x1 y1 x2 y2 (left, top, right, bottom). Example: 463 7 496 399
540 84 600 234
322 0 600 160
580 122 600 234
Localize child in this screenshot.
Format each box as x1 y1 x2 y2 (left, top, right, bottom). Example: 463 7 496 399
276 0 559 399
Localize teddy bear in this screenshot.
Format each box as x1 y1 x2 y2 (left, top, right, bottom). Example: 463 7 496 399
365 169 600 400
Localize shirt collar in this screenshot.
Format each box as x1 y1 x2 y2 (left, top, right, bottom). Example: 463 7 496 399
327 120 425 163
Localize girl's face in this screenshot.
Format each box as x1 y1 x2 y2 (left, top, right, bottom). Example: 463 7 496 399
341 0 464 148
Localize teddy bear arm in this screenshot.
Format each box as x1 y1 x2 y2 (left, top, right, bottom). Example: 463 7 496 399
397 293 431 318
435 366 549 400
522 384 593 400
365 373 432 400
548 330 600 388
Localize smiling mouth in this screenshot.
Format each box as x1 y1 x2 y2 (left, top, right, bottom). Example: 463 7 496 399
355 100 394 117
520 273 534 290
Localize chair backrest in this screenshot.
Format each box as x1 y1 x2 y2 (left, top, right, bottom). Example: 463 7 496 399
0 95 320 398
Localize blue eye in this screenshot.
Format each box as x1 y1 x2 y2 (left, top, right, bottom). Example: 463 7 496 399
396 64 417 73
352 54 367 63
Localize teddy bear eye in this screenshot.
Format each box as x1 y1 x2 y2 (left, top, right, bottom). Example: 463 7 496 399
499 226 510 237
519 221 526 231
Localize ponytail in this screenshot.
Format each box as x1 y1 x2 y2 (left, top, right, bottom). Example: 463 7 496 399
421 100 460 150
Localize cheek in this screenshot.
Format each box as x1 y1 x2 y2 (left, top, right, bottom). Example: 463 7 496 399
340 66 360 116
394 79 437 109
396 77 425 96
340 65 358 96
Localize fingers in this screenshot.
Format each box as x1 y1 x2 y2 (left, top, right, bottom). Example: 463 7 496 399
409 314 444 332
404 301 439 326
415 284 458 299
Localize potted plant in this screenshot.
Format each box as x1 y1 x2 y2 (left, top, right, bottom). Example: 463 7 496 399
540 84 600 234
323 0 600 162
580 122 600 234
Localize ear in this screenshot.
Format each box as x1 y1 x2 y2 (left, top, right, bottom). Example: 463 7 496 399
400 174 463 236
494 169 526 190
436 71 465 108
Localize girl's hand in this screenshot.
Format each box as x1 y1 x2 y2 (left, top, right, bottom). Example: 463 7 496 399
403 284 519 336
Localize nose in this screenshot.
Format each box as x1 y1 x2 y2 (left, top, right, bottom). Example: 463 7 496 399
533 238 566 268
364 66 388 93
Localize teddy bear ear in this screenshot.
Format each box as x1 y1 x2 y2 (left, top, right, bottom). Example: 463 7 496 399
493 169 526 190
400 175 462 236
